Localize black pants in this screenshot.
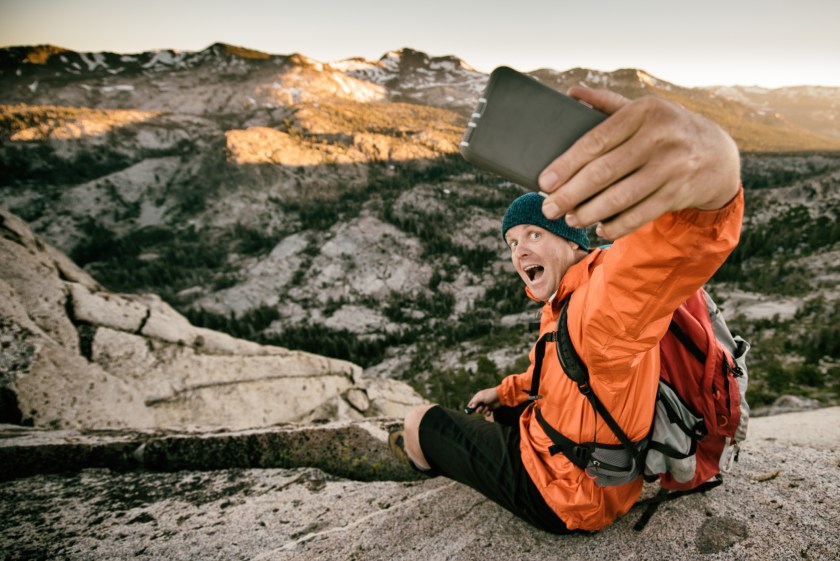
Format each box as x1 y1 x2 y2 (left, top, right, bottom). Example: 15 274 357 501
417 404 571 534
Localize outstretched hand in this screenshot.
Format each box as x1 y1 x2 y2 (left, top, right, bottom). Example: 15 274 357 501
538 86 741 240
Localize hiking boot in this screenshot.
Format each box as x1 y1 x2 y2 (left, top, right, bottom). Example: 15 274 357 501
388 430 412 466
388 429 438 477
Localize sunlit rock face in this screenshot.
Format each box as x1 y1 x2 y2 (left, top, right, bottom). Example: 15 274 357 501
0 207 426 430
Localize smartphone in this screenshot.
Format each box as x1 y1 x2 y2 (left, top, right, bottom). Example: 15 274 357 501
460 66 607 190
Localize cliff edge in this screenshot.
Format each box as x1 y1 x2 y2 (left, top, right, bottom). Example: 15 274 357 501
0 407 837 560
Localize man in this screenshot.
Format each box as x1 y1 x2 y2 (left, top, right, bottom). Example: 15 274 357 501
390 85 744 532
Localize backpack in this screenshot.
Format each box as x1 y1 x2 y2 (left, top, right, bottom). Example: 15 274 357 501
527 288 750 530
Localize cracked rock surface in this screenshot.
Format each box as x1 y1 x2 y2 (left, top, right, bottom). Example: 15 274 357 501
1 407 839 561
0 207 426 430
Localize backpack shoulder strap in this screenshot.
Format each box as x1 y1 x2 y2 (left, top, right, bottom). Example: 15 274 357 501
555 296 644 467
555 296 590 386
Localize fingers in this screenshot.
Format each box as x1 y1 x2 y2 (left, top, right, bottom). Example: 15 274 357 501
567 85 630 115
467 396 490 414
466 393 484 414
466 402 491 416
537 87 740 235
595 184 673 239
550 138 653 228
539 96 647 217
563 145 694 237
536 86 631 199
467 387 500 415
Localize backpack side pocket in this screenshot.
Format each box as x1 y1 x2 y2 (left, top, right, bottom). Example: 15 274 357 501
644 380 705 484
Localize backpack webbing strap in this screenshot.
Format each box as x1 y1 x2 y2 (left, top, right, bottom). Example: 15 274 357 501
555 296 589 385
534 405 633 472
667 319 706 364
632 476 723 531
526 331 556 400
555 297 645 472
657 381 708 440
645 440 694 461
533 406 592 470
656 380 709 442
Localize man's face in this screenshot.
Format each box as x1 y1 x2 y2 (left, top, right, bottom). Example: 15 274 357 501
505 224 578 302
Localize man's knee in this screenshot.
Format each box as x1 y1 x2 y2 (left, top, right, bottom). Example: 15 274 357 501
405 404 434 435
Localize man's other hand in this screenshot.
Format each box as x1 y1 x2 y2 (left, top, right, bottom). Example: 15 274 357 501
467 387 500 418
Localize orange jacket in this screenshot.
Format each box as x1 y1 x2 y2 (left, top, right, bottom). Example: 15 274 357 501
496 189 744 531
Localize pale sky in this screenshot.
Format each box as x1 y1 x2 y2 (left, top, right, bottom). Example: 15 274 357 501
1 0 839 88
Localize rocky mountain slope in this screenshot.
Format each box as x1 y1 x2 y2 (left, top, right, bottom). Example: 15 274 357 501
1 43 839 415
713 84 840 142
0 206 425 429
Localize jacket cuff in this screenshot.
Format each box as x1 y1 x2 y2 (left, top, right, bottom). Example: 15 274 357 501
673 185 744 228
496 376 521 407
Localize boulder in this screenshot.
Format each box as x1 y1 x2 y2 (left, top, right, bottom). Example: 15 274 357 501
752 394 822 417
0 207 426 430
0 210 82 353
66 283 148 332
0 279 152 429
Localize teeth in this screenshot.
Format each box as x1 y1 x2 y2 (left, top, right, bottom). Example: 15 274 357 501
524 265 543 281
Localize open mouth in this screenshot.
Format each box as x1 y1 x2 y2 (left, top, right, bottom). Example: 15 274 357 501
524 265 544 282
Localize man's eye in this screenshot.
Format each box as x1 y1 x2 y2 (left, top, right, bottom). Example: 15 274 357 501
529 232 540 240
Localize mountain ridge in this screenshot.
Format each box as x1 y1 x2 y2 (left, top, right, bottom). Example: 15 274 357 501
3 43 840 151
4 42 837 89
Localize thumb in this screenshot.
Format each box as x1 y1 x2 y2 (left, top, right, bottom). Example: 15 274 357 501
567 85 630 115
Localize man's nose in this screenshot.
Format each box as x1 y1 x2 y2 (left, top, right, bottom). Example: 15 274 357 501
513 241 530 258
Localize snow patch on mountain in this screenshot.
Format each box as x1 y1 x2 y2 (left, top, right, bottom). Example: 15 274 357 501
79 52 107 71
142 50 189 69
637 70 671 90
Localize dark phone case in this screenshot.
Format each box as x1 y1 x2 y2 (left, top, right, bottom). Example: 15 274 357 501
460 66 607 190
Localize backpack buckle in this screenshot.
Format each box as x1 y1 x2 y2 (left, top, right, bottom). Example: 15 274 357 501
571 443 593 463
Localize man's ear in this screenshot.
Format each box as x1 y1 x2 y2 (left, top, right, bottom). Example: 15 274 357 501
567 240 579 251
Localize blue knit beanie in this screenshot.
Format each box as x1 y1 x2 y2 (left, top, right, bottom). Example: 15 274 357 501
501 193 590 250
